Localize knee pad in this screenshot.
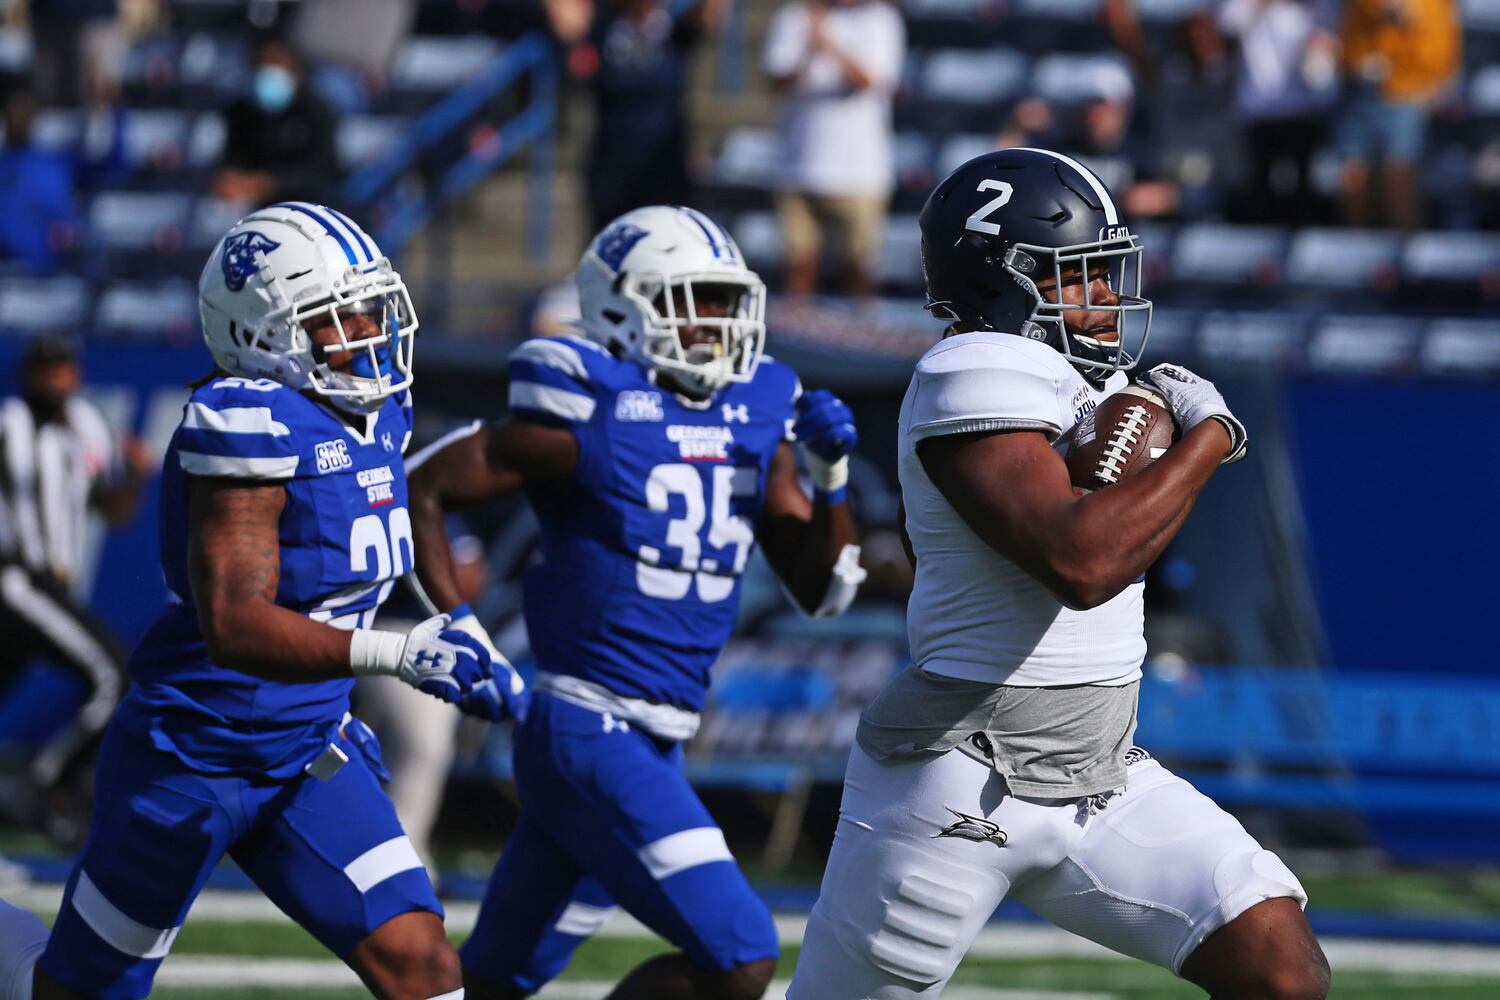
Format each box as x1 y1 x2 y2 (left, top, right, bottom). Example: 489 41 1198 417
866 873 976 987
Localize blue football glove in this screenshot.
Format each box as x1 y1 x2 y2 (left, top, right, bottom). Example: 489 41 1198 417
448 606 530 723
393 614 496 707
792 389 857 501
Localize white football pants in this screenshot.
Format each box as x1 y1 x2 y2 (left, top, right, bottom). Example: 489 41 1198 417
788 746 1306 999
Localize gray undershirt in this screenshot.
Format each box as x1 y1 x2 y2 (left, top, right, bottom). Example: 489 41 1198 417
856 665 1140 799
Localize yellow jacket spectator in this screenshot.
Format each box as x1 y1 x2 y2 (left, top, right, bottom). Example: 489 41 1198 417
1341 0 1461 103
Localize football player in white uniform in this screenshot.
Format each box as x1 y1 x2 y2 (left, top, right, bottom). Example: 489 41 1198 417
786 149 1329 999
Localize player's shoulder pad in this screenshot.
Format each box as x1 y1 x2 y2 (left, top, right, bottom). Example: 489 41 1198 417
507 335 613 425
750 354 802 406
177 376 304 480
908 333 1071 443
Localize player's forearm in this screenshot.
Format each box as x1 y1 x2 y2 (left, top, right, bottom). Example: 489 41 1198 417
199 599 355 681
410 492 468 614
782 499 860 613
1046 420 1228 607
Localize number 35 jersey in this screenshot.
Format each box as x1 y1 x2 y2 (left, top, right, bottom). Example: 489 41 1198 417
126 377 414 774
508 336 800 712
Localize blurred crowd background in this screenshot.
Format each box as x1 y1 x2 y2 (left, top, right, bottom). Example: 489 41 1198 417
0 0 1496 937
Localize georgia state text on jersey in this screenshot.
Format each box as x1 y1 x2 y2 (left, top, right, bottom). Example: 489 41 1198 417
900 332 1145 687
126 376 414 776
508 335 799 711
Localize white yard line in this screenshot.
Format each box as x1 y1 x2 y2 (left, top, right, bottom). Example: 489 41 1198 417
15 885 1500 977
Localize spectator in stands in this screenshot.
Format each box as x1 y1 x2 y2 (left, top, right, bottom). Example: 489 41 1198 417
214 37 340 206
29 0 126 108
1335 0 1461 229
546 0 729 235
0 91 77 275
1217 0 1339 225
762 0 905 298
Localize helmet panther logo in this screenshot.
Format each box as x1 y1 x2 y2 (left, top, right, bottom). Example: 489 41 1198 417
594 223 649 273
220 231 281 292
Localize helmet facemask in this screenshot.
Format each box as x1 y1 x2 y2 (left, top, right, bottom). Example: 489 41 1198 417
242 259 418 414
618 271 766 398
1005 232 1152 379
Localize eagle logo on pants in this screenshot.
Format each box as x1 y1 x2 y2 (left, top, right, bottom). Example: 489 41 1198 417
935 806 1007 845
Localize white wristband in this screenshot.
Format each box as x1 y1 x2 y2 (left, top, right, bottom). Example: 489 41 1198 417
349 628 408 676
803 451 849 495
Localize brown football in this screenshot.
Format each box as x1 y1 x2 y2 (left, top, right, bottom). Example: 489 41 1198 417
1067 385 1178 490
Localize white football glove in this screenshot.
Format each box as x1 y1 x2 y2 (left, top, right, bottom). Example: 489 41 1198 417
448 608 528 720
1135 363 1248 464
349 613 494 706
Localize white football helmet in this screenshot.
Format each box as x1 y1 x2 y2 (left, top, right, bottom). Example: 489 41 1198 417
577 205 766 397
198 202 418 413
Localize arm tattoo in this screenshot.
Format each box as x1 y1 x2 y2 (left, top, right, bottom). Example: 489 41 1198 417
189 479 285 611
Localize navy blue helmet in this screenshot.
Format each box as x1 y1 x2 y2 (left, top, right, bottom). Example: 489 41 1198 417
919 147 1152 378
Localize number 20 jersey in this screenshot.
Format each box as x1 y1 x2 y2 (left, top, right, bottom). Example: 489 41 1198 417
125 377 414 774
508 336 800 713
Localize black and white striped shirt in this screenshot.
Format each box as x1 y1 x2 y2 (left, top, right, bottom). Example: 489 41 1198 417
0 395 120 583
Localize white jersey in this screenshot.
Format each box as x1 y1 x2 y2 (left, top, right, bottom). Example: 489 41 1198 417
898 332 1144 687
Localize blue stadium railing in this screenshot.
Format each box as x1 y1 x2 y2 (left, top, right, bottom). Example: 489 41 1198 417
343 31 559 260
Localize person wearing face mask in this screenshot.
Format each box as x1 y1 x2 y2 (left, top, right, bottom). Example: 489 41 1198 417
214 37 340 206
0 335 153 846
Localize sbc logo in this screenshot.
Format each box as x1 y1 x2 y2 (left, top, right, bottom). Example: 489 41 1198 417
315 439 353 474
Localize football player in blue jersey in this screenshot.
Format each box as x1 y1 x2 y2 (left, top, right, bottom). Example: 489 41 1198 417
407 205 865 1000
11 204 524 1000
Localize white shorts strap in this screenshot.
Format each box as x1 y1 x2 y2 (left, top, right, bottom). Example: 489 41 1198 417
637 827 733 881
343 836 426 894
71 870 181 960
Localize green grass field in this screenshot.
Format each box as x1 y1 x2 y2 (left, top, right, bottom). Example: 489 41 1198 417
133 918 1500 999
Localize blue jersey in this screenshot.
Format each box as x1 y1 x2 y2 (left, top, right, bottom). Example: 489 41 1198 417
508 337 800 711
127 376 413 776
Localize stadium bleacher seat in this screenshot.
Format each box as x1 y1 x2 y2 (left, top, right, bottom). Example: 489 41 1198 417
1169 224 1288 286
1031 53 1135 105
389 36 502 93
729 211 783 271
1421 318 1500 374
875 213 922 289
336 117 406 172
893 131 935 191
918 48 1027 107
1469 64 1500 117
934 134 995 178
121 110 192 169
1134 0 1212 19
715 128 781 189
96 281 198 338
88 192 193 251
1197 310 1307 363
1286 228 1402 289
902 0 986 20
1401 231 1500 285
1142 306 1198 358
1463 0 1500 29
1012 0 1101 19
1306 315 1422 372
0 277 90 333
176 33 252 108
187 112 227 168
27 110 83 152
189 198 252 251
0 26 33 75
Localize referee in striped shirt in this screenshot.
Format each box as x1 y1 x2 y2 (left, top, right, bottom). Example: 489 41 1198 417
0 335 151 833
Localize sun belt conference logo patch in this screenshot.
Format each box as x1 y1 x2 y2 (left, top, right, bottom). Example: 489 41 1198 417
221 231 281 292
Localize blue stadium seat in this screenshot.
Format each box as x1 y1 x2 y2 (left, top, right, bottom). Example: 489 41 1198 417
1031 53 1134 105
336 116 406 171
176 33 251 106
1469 64 1500 116
190 198 251 251
1306 315 1421 372
934 134 995 178
919 48 1027 106
96 281 198 338
88 192 193 251
1169 224 1289 285
715 128 781 189
893 131 936 190
389 36 502 93
1012 0 1101 18
902 0 986 19
0 277 90 333
1463 0 1500 32
1134 0 1211 19
875 213 922 288
1142 306 1198 358
729 211 783 270
1196 310 1308 363
0 27 33 75
187 112 226 168
1285 228 1402 289
1421 318 1500 374
121 110 193 169
1402 231 1500 284
27 110 83 152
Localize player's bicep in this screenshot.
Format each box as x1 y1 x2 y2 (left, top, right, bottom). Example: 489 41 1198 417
918 429 1077 575
488 416 580 486
758 442 813 581
187 477 286 625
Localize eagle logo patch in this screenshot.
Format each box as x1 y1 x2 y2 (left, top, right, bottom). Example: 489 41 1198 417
221 231 281 292
935 806 1008 845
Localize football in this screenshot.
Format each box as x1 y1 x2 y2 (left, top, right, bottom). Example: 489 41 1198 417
1067 385 1178 490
